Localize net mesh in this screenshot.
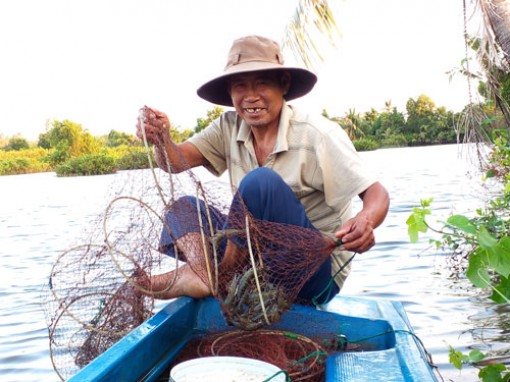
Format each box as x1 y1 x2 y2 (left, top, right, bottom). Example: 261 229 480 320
44 109 339 380
174 329 329 381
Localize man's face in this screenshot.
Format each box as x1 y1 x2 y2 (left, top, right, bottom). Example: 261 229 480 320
228 71 290 129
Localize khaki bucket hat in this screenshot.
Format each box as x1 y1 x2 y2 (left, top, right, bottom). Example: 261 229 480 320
197 35 317 107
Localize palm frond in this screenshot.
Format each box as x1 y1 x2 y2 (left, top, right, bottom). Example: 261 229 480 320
460 0 510 145
479 0 510 68
281 0 341 71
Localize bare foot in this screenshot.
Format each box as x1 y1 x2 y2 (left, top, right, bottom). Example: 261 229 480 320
145 265 211 299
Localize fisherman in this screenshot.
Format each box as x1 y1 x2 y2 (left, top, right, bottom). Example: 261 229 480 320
136 35 389 304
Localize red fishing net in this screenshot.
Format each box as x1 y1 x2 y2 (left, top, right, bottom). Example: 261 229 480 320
175 329 329 381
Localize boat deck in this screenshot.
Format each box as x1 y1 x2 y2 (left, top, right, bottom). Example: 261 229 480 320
68 295 438 381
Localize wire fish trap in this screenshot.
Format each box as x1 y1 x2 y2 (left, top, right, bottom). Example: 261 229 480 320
73 280 149 368
192 329 327 381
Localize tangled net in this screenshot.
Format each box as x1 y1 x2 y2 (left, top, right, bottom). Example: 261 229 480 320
44 108 339 380
175 329 329 381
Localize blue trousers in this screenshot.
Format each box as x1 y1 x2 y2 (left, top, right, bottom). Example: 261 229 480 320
159 167 338 304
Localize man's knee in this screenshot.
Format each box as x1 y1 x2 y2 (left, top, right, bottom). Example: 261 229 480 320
238 168 286 198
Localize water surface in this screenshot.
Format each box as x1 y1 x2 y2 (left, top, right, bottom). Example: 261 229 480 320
0 144 508 381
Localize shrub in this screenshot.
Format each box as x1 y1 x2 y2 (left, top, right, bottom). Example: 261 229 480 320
3 137 29 151
0 147 50 161
55 153 116 176
115 147 153 170
353 138 379 151
42 144 71 167
381 134 408 147
0 157 50 175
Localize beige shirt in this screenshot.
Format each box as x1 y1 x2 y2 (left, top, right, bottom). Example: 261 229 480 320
188 103 376 288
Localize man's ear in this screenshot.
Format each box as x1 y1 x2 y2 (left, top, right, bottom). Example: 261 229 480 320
281 71 291 95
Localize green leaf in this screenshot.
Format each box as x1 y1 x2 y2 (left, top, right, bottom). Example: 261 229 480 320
477 226 498 249
448 346 465 370
486 169 496 178
478 363 507 382
486 239 510 278
420 198 433 207
491 276 510 304
469 349 485 363
406 214 428 243
447 215 477 234
410 206 431 217
467 251 491 288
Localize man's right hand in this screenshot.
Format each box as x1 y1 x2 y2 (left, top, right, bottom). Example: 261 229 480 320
136 105 171 145
135 105 208 173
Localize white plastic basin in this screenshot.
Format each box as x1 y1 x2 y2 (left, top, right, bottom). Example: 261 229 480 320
170 356 285 382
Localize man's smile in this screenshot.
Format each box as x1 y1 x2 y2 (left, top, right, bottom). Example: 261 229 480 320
244 107 265 114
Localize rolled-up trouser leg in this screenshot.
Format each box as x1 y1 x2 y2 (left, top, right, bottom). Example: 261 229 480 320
159 195 227 258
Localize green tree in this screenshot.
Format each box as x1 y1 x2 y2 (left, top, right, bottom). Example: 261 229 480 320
105 130 136 147
341 108 365 140
405 95 438 145
434 107 458 144
194 106 224 134
379 107 406 135
362 108 381 137
38 119 101 166
170 128 194 143
3 136 29 151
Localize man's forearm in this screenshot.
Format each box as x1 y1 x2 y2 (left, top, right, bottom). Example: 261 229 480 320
360 182 390 229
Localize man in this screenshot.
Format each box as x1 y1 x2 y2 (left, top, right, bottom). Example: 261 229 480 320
136 35 389 304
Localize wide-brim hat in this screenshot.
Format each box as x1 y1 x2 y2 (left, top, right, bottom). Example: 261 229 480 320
197 35 317 107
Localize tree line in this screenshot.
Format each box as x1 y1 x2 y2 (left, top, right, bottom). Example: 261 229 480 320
0 92 504 176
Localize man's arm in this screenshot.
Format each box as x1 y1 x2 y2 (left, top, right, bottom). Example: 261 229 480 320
335 182 390 253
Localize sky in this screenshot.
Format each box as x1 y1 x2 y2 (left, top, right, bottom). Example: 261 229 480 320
0 0 480 141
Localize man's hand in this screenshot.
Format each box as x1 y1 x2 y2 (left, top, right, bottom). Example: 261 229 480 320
335 182 390 254
136 105 171 145
335 212 375 254
134 105 210 173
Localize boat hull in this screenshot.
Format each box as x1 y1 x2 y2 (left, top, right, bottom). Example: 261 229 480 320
67 295 438 381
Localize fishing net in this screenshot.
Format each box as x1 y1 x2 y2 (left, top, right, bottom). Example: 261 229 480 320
174 329 330 381
44 107 340 380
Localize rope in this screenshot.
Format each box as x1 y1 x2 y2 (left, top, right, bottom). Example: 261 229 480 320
336 328 439 371
263 369 290 382
138 108 167 205
312 252 356 308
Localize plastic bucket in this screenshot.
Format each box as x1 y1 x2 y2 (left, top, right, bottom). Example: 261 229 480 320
170 356 286 382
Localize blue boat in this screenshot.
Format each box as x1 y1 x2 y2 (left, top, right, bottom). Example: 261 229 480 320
67 295 439 381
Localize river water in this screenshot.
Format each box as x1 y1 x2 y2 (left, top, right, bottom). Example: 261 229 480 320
0 144 508 382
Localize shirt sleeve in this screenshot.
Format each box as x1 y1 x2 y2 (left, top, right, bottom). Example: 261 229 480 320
317 123 377 210
187 115 230 177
